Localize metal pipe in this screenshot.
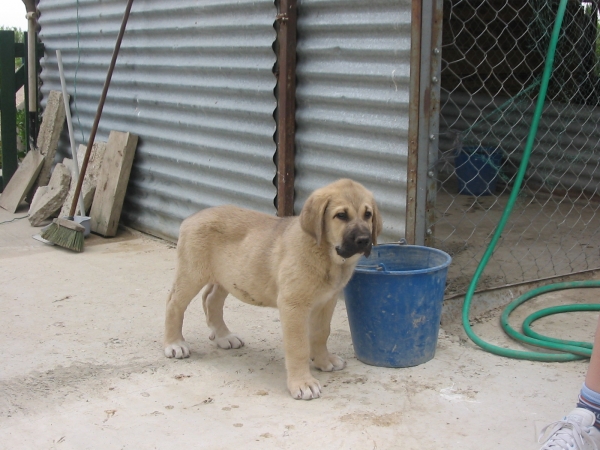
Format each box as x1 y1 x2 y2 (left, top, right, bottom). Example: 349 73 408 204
25 6 38 146
26 11 36 114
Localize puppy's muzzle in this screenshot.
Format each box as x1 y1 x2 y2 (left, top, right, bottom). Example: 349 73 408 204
335 227 373 258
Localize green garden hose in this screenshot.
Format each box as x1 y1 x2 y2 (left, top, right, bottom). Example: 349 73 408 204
461 0 600 362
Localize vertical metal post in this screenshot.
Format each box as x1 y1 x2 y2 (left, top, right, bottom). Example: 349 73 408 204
425 0 443 247
0 30 18 191
406 0 423 244
409 0 443 246
275 0 297 217
414 1 433 246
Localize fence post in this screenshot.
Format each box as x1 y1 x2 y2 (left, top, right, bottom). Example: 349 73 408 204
0 30 18 192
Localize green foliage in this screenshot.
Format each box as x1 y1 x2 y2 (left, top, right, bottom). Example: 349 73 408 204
0 26 25 68
16 109 27 159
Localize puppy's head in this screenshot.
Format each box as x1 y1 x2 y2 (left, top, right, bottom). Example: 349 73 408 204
300 179 383 263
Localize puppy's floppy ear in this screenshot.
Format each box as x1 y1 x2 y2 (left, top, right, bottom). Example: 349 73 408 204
300 192 329 246
371 198 383 246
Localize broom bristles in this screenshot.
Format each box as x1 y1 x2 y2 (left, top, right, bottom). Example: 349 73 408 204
40 218 85 252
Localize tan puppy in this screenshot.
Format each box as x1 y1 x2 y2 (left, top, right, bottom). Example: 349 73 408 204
164 179 382 400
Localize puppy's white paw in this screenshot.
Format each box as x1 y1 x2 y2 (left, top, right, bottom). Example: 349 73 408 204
164 341 190 359
209 332 244 349
312 353 346 372
288 376 322 400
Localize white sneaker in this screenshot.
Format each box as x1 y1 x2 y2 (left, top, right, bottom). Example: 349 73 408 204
539 408 600 450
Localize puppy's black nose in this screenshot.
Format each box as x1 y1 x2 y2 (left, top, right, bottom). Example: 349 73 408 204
355 235 371 248
355 234 373 257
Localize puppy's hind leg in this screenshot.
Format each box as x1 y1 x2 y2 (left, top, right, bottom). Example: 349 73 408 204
164 274 206 359
202 284 244 349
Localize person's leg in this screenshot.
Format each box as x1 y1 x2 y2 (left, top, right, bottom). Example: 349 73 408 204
539 314 600 450
584 314 600 392
575 314 600 431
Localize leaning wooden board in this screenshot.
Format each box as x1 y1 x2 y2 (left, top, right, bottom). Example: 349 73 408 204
90 131 138 237
0 150 44 213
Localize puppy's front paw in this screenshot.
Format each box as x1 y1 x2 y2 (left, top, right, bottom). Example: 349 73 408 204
288 376 322 400
312 353 346 372
209 332 244 349
164 341 190 359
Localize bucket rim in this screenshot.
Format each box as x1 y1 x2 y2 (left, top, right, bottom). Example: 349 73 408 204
354 244 452 275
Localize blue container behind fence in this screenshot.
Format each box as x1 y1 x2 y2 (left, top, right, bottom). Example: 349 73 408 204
455 146 502 196
344 244 452 368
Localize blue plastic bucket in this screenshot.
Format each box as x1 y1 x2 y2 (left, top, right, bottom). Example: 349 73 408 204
343 244 452 368
455 146 502 196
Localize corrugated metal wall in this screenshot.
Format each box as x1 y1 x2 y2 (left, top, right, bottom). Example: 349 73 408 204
293 0 412 243
439 92 600 194
37 0 278 241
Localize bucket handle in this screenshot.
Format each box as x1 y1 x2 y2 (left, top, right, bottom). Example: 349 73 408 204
377 238 407 246
356 262 389 272
356 239 406 272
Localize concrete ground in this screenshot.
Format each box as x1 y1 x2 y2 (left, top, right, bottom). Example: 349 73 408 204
0 206 598 449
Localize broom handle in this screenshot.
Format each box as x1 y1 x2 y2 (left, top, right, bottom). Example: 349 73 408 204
69 0 135 217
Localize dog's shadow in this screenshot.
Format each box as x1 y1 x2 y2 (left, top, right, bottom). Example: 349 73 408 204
169 297 355 394
173 333 288 392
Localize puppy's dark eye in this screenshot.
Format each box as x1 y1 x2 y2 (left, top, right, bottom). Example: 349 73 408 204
335 212 348 221
364 211 373 219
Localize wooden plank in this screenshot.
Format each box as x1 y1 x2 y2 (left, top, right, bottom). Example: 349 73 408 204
90 131 138 237
28 90 67 200
59 141 107 217
0 150 44 213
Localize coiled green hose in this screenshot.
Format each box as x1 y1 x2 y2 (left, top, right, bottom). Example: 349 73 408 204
461 0 600 361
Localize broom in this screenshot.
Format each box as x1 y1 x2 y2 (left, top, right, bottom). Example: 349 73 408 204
41 0 134 251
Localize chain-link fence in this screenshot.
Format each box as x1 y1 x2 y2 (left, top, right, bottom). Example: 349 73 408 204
436 0 600 296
